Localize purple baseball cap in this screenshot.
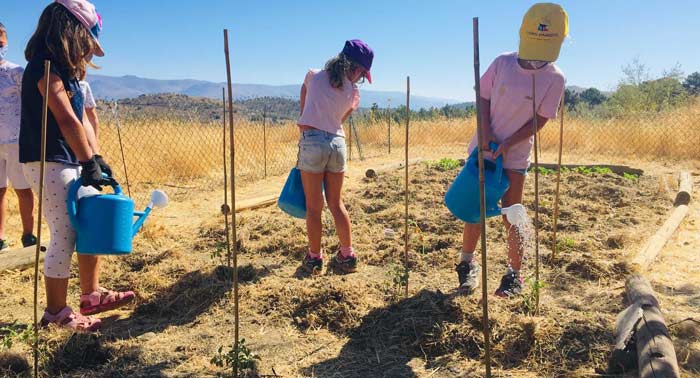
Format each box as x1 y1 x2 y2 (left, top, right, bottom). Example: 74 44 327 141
342 39 373 83
55 0 104 57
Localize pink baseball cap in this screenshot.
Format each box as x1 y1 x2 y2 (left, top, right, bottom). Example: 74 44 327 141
55 0 104 57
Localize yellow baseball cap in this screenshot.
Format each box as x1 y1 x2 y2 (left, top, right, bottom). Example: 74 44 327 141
518 3 568 62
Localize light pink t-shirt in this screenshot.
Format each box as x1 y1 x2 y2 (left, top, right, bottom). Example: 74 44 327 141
468 52 565 170
297 69 360 136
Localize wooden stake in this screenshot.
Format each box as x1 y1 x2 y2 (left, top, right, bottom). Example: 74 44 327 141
111 102 132 198
404 76 410 297
552 95 564 260
387 99 392 154
531 75 541 315
473 18 492 378
32 60 51 378
223 29 239 378
222 88 232 268
263 107 267 179
348 115 353 162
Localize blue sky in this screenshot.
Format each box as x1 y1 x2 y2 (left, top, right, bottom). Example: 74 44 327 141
3 1 699 101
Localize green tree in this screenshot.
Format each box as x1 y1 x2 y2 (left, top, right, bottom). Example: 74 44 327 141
564 88 580 110
683 72 700 96
579 88 606 106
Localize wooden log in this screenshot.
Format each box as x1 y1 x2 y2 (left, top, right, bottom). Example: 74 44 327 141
365 158 424 178
674 171 692 206
630 171 692 271
610 302 643 373
235 194 278 213
627 275 680 378
0 245 47 272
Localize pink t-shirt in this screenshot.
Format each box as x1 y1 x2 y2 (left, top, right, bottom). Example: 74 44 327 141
297 69 360 136
468 52 566 170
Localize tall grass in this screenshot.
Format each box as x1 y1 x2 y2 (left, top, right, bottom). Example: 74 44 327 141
99 101 700 200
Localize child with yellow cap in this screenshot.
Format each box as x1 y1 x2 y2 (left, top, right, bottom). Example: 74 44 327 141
456 3 568 297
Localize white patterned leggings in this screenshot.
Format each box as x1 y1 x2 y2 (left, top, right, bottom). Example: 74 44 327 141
23 162 98 279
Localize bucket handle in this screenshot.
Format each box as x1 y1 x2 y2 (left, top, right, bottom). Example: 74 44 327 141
468 142 505 183
66 174 122 231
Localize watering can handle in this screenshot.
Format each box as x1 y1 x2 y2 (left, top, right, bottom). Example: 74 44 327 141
489 142 505 183
66 175 123 231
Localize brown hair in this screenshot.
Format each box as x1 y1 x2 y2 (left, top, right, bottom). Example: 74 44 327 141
0 22 6 37
324 53 362 89
24 3 97 79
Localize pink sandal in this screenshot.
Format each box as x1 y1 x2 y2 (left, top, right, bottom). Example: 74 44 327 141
80 287 136 316
40 307 102 332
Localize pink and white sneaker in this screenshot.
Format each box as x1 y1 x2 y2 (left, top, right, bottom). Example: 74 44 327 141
40 307 102 332
79 287 136 316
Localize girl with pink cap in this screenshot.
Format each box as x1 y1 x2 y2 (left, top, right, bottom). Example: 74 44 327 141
20 0 134 332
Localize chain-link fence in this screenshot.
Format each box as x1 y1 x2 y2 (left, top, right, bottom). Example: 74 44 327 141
96 101 700 204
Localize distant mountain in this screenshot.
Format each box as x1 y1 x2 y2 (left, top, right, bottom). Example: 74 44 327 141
87 74 461 110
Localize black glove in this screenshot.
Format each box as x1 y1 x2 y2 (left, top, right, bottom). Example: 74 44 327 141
94 154 113 177
80 156 116 191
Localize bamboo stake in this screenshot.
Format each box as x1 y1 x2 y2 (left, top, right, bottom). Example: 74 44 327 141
387 98 392 154
473 18 492 378
111 101 132 198
32 60 51 378
223 29 239 378
348 115 353 162
404 77 410 297
552 95 565 260
263 107 267 179
531 75 541 315
222 88 232 268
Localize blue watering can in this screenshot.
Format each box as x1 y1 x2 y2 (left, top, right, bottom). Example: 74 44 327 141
444 142 510 224
278 168 307 219
67 178 169 255
277 167 325 219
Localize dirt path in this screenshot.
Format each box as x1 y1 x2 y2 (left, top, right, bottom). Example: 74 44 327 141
645 173 700 374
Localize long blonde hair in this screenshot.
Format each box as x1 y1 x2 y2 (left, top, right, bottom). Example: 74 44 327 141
324 53 362 89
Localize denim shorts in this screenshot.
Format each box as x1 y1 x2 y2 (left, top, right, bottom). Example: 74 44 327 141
296 129 347 174
509 168 528 176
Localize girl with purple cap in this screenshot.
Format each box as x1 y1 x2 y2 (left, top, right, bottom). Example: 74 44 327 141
297 39 373 275
20 0 134 332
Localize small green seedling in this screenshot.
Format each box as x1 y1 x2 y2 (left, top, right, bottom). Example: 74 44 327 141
623 172 639 181
557 237 576 251
575 166 613 175
0 324 33 351
533 166 556 175
521 277 546 316
385 263 410 301
432 158 461 171
211 338 260 376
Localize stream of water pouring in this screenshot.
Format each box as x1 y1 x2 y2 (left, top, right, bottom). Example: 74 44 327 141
501 204 535 259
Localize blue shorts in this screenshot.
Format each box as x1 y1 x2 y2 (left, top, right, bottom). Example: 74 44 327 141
296 129 347 174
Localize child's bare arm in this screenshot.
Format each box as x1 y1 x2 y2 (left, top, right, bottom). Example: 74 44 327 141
478 96 495 150
38 73 93 161
299 84 307 117
494 114 549 158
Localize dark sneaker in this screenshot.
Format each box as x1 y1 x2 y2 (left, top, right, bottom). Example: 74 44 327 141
330 253 357 274
301 254 323 275
22 234 38 248
0 239 8 251
495 271 523 298
456 260 481 292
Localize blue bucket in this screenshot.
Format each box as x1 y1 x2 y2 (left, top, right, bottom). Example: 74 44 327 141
278 168 307 219
444 142 510 224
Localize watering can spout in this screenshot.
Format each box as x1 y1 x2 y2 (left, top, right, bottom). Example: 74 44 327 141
132 190 169 237
132 208 152 237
